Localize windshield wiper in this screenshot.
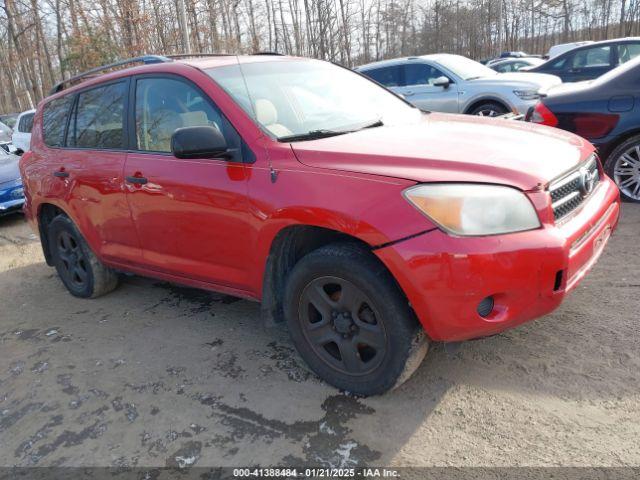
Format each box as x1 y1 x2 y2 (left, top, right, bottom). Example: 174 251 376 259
279 119 384 143
357 119 384 130
278 129 349 142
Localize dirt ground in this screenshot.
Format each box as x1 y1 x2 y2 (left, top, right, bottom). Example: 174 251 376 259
0 206 639 469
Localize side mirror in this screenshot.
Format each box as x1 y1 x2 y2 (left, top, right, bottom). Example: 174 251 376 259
433 76 451 88
171 126 228 159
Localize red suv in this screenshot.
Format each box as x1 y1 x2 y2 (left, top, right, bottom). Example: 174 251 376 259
21 54 620 395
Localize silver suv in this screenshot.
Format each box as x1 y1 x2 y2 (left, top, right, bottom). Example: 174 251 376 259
356 54 561 116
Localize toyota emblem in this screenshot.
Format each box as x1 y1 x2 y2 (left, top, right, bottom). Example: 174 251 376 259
580 168 597 196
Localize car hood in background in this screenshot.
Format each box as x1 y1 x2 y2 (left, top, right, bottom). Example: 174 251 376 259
290 113 593 190
0 151 21 184
476 72 562 90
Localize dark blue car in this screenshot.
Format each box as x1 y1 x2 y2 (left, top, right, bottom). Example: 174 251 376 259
527 56 640 202
0 146 25 215
528 37 640 82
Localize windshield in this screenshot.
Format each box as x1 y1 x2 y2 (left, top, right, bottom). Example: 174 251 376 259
0 121 12 142
207 59 420 140
0 115 18 129
436 55 497 80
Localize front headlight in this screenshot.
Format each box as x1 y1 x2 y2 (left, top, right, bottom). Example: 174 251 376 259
404 184 541 236
513 89 540 100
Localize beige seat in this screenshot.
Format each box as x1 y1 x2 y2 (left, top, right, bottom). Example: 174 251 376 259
254 99 292 137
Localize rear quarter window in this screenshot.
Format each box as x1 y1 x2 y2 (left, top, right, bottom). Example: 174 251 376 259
43 96 74 147
617 43 640 64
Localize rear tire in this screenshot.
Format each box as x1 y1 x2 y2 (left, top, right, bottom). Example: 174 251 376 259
604 135 640 203
284 243 428 396
47 215 119 298
468 101 509 117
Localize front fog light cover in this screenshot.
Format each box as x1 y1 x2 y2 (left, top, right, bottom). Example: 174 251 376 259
404 183 541 236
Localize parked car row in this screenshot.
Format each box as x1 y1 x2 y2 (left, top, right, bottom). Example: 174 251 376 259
354 41 640 202
17 53 620 395
481 37 640 81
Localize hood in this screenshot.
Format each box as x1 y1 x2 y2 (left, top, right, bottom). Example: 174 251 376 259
290 113 593 190
474 72 562 90
0 151 21 184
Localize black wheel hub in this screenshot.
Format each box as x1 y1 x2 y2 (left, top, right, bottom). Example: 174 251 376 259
299 276 388 376
56 230 88 288
332 311 356 335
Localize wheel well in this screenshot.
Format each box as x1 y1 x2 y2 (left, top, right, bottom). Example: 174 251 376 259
38 204 67 266
464 98 508 115
260 225 370 326
597 129 640 164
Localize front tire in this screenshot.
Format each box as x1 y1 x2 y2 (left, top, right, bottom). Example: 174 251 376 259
604 135 640 203
284 243 428 396
468 101 508 117
47 215 119 298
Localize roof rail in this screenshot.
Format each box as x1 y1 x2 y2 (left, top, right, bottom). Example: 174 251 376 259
253 51 284 56
49 55 171 95
166 53 234 59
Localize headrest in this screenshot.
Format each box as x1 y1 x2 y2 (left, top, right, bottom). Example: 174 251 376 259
254 99 278 125
180 111 209 127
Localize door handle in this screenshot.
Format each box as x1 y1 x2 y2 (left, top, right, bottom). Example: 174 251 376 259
53 170 69 178
126 175 148 185
403 90 415 96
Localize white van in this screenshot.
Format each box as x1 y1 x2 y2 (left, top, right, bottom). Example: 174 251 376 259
12 109 36 153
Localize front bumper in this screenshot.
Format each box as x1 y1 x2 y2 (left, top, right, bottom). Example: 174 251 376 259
0 180 25 215
375 175 620 342
510 97 538 115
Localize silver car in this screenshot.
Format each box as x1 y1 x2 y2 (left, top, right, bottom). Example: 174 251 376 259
489 57 545 73
356 54 561 116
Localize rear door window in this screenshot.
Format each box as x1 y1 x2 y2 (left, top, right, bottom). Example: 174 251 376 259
43 96 74 147
68 82 127 149
18 112 34 133
362 66 402 87
570 46 612 68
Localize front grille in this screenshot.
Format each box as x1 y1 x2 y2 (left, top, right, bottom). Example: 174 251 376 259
549 155 600 222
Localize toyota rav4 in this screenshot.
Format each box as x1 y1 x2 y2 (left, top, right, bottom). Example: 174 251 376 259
20 54 620 395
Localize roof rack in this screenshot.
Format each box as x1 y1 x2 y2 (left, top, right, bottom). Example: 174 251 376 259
49 55 171 95
166 53 234 59
48 52 283 95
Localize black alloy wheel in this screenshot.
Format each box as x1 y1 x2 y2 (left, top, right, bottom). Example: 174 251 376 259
299 276 387 376
47 215 119 298
55 229 89 289
284 242 428 396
